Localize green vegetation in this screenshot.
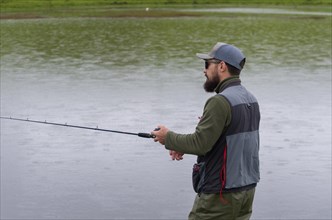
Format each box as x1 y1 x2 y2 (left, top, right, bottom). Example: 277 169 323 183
1 0 331 19
1 0 331 10
1 0 331 9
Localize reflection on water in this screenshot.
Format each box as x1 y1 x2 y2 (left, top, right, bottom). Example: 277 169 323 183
1 12 331 219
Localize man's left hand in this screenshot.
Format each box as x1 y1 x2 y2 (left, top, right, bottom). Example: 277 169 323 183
151 125 169 145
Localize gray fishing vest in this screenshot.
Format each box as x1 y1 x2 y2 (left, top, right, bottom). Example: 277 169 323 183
193 81 260 193
221 84 260 189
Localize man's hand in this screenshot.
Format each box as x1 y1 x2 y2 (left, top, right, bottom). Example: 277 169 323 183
151 125 169 145
169 150 184 161
152 126 184 161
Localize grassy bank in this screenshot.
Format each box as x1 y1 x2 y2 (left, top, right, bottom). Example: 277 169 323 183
1 0 331 9
1 0 331 19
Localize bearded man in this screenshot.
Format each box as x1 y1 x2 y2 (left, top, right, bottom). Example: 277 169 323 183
152 42 261 220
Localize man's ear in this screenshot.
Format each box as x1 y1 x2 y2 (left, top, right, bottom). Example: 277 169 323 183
218 62 231 80
220 61 227 72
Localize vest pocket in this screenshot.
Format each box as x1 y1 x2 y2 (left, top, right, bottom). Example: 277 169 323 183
192 162 205 193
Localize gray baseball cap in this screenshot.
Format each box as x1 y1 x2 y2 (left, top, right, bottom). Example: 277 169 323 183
196 42 245 70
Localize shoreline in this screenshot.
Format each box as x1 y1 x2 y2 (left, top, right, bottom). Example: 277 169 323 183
1 4 331 20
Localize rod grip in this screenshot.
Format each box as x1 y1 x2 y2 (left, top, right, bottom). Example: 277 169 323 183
138 133 154 138
138 128 160 138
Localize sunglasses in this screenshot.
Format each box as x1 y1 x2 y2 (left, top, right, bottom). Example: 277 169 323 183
205 59 222 69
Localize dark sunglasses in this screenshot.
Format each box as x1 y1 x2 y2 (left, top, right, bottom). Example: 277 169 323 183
205 59 221 69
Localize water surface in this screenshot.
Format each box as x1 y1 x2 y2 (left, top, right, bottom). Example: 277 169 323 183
1 12 331 219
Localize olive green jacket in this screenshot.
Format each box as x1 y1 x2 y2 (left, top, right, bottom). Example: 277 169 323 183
165 76 241 155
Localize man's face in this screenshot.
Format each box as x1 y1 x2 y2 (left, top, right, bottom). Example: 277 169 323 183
203 61 220 93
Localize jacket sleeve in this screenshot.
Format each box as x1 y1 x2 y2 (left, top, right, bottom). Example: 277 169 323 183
165 95 231 156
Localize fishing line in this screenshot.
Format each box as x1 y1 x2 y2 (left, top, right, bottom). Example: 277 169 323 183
0 116 157 138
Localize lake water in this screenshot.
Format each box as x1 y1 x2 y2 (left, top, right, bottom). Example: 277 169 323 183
0 9 331 219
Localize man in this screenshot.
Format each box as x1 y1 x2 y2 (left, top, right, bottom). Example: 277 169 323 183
152 42 260 220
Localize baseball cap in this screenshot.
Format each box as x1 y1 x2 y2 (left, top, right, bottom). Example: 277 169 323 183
196 42 246 70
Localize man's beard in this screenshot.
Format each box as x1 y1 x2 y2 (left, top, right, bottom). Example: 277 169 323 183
204 72 220 93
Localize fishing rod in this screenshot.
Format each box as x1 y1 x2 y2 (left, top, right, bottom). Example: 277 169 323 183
0 116 157 138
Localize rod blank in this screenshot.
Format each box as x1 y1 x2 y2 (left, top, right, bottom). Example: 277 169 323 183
0 116 155 138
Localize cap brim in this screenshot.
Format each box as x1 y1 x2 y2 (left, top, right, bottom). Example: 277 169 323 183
196 53 213 60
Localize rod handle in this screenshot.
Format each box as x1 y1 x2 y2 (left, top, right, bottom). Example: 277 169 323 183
138 128 160 138
138 133 154 138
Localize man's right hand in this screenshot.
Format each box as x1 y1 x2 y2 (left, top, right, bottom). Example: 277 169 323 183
169 150 184 161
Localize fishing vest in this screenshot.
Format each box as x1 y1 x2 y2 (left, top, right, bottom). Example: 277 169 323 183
193 81 260 194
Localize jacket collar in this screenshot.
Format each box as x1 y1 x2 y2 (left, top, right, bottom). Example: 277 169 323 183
214 76 241 94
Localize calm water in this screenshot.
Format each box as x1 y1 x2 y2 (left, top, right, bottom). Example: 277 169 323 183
1 10 331 219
